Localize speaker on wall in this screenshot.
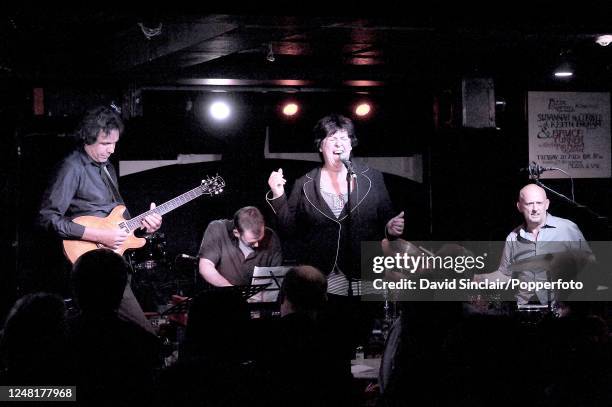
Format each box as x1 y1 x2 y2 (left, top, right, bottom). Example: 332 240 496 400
461 77 496 129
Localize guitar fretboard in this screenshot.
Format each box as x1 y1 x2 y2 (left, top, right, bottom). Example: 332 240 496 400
124 186 206 231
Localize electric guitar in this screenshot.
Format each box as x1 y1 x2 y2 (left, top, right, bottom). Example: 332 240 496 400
63 175 225 264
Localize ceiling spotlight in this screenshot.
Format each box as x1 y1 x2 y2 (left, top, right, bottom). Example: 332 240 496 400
355 102 372 117
553 61 574 78
266 43 275 62
209 101 231 120
137 22 163 40
596 35 612 47
553 50 574 79
282 102 299 116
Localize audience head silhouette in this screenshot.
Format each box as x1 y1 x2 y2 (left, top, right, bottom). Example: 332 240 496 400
183 289 250 362
279 265 327 317
72 248 129 314
0 292 69 382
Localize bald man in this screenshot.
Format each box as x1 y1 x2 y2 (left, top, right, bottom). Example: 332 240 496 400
498 184 590 305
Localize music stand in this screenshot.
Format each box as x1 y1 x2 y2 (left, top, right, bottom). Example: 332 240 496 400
162 283 271 315
161 284 270 325
161 296 193 316
248 266 292 303
207 283 271 301
160 295 193 326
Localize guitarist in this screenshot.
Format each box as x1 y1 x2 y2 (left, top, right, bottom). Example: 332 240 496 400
38 105 162 334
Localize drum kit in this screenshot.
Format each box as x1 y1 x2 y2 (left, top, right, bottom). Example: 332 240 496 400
129 235 599 329
379 238 424 323
377 239 598 327
128 232 200 313
508 250 598 320
130 232 168 271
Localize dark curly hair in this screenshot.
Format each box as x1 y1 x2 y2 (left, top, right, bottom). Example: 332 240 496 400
76 106 124 145
312 113 358 150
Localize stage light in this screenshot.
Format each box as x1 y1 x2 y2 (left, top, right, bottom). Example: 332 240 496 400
553 61 574 78
266 43 275 62
209 101 231 120
355 102 371 117
282 102 299 116
595 35 612 47
553 49 574 79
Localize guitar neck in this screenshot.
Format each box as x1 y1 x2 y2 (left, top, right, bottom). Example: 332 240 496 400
124 186 205 231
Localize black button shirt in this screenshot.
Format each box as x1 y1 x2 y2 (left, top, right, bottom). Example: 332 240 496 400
38 148 125 239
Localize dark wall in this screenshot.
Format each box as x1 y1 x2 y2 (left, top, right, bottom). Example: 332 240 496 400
430 76 612 241
13 118 80 298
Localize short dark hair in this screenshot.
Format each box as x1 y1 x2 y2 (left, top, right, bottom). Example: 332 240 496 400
72 249 129 313
279 266 328 313
76 105 124 145
312 114 358 150
233 206 265 234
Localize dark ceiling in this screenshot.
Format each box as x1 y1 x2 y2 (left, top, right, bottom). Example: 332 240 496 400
1 7 612 90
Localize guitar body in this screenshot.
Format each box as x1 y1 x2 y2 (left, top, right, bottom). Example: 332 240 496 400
63 205 146 264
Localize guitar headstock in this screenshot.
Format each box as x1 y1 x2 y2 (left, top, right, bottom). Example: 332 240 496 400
200 175 225 195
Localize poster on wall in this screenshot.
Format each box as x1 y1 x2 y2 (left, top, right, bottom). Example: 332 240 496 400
528 91 611 178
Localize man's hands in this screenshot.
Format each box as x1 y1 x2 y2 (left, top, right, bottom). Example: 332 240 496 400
268 168 287 199
98 228 129 250
141 202 163 234
83 227 128 250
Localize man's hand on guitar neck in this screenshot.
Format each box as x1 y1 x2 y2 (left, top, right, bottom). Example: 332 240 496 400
82 227 129 250
140 202 163 234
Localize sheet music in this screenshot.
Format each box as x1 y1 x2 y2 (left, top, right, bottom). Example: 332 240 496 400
248 266 292 303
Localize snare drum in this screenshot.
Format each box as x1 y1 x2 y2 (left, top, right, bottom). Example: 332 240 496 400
515 303 550 326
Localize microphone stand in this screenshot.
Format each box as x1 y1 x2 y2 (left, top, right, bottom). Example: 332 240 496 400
14 127 22 296
531 174 609 235
531 171 609 311
345 163 356 297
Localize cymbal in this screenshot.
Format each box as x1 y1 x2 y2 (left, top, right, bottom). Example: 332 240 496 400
435 243 472 257
507 250 594 274
381 238 423 257
549 249 596 279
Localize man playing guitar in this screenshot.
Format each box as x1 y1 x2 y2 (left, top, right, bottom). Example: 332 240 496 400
38 105 162 334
